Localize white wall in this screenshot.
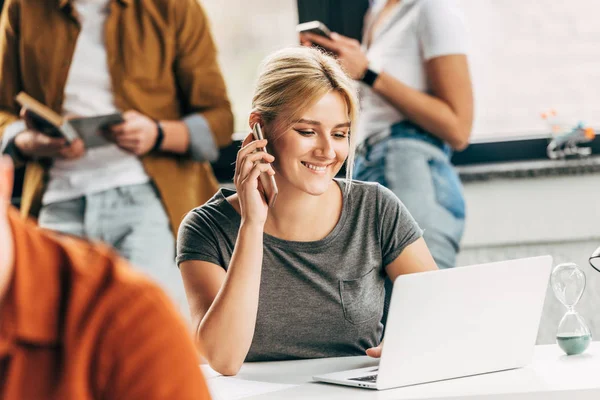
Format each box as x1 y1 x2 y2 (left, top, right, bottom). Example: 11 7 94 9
458 172 600 344
460 0 600 138
201 0 298 132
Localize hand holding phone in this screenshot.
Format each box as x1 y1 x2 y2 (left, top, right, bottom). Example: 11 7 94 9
252 123 278 208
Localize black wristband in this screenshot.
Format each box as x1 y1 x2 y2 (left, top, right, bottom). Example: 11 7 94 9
361 68 379 87
152 120 164 152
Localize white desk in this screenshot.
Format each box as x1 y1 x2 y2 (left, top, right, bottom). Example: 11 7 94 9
204 343 600 400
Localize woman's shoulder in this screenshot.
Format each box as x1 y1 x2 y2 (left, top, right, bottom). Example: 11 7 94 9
340 178 380 192
179 187 239 233
342 179 395 203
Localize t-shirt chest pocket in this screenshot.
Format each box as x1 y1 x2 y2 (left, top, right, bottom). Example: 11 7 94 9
339 268 384 325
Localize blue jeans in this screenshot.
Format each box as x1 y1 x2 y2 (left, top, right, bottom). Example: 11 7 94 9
38 182 188 316
354 121 466 270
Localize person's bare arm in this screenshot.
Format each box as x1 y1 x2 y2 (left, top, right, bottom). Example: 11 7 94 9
372 55 473 150
180 223 265 376
302 33 473 150
180 134 275 375
384 237 438 281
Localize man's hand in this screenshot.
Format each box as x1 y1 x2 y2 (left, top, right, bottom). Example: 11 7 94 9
104 110 159 156
15 131 85 160
366 340 384 358
300 32 369 80
14 108 85 160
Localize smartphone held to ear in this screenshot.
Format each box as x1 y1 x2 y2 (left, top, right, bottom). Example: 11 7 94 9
252 123 278 208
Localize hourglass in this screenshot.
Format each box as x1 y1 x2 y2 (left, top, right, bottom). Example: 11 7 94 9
550 263 592 355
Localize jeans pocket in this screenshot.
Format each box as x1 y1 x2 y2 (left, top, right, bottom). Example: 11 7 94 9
339 268 384 325
428 158 466 220
116 182 160 206
353 140 389 186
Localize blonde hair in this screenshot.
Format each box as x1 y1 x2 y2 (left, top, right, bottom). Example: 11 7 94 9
251 46 359 184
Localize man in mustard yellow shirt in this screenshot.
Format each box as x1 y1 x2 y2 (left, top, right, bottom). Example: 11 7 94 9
0 0 233 306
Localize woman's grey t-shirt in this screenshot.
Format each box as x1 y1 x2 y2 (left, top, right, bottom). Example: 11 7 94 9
177 180 422 362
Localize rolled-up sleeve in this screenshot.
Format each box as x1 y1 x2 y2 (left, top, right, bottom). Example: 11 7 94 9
182 114 219 162
173 0 234 154
1 119 27 165
1 119 25 152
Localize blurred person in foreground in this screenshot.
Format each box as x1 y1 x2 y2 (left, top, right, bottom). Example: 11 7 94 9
301 0 473 270
0 0 233 307
0 157 210 399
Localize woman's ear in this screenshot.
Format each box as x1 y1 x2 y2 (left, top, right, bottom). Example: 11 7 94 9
248 113 263 130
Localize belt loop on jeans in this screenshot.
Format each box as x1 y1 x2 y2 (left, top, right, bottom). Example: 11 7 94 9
365 127 392 148
357 128 390 159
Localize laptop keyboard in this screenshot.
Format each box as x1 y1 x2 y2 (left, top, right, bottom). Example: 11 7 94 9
349 374 378 383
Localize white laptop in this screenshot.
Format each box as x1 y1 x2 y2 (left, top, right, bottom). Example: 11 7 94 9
313 255 553 390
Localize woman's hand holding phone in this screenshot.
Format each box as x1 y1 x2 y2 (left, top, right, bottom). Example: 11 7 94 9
234 133 276 225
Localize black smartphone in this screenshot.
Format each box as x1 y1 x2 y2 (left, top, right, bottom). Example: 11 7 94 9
296 21 332 39
252 123 278 207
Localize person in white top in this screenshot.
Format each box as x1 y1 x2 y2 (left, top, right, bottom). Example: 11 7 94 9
302 0 473 321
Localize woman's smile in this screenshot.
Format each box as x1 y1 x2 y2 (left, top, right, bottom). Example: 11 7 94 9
301 161 333 174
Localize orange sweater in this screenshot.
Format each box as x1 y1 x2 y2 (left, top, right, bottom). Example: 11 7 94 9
0 208 211 399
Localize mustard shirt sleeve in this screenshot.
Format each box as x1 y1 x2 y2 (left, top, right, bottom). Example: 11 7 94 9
0 0 22 135
172 0 234 150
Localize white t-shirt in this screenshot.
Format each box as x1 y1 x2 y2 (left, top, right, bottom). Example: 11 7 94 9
355 0 469 143
43 0 149 205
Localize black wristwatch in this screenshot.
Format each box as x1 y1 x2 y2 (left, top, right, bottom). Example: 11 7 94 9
360 68 380 87
152 120 164 152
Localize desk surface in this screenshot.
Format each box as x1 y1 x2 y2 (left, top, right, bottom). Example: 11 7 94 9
204 342 600 400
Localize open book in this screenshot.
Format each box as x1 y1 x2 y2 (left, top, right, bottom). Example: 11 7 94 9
15 92 123 148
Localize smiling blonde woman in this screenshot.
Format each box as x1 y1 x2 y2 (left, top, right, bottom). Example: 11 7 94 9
177 47 438 376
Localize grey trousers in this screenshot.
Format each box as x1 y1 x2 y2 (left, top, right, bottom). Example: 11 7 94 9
38 182 189 317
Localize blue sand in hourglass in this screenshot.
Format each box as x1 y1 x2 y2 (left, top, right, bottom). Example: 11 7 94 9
557 334 592 355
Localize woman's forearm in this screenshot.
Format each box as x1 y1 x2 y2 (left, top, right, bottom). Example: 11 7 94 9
198 221 265 375
372 71 471 150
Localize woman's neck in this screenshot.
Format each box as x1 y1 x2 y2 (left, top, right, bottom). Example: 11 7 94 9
263 180 343 242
